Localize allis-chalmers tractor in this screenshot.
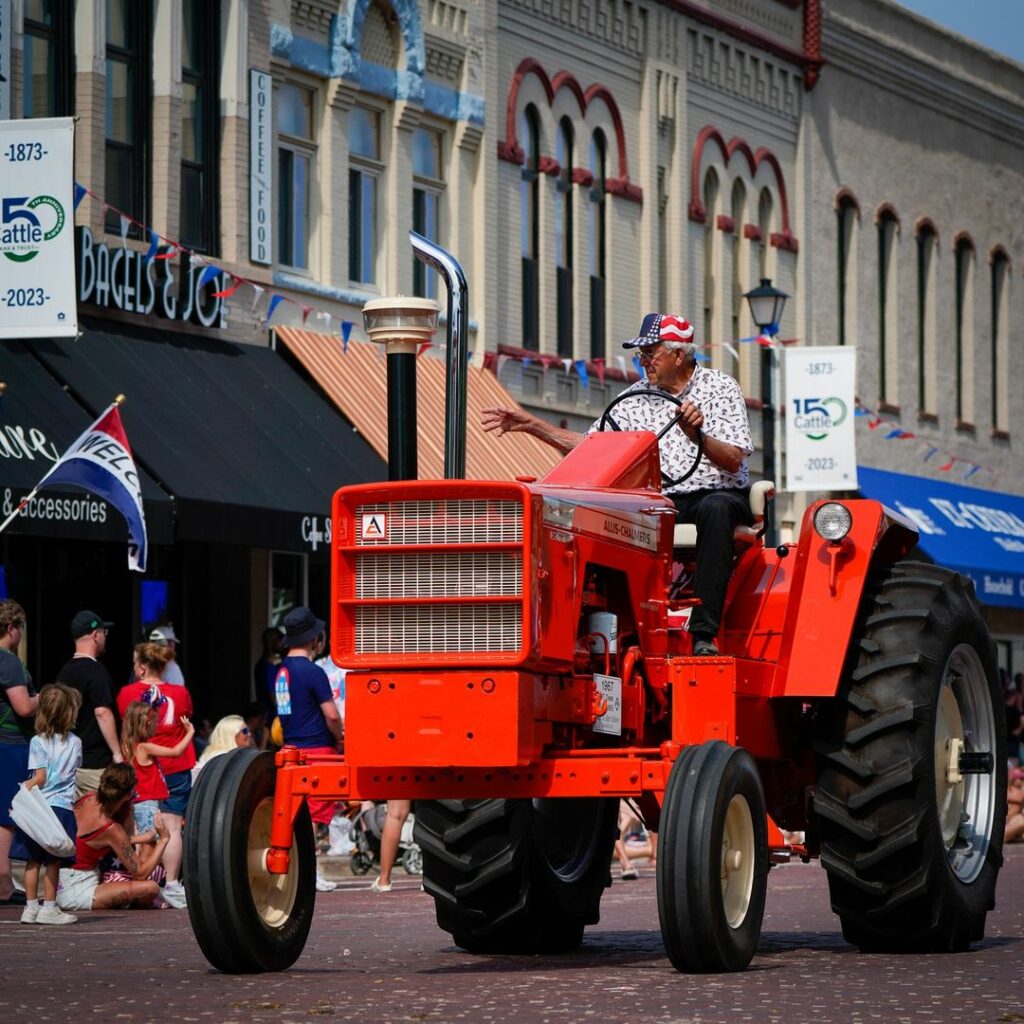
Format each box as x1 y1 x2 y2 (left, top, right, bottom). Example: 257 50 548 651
184 237 1006 974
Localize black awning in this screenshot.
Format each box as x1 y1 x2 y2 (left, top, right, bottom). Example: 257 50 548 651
0 339 173 544
26 321 386 552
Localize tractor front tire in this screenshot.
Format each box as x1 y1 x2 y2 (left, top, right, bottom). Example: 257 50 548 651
184 749 316 972
414 797 618 953
657 741 769 972
816 561 1006 952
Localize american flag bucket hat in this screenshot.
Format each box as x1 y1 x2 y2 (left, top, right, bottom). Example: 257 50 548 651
621 313 695 349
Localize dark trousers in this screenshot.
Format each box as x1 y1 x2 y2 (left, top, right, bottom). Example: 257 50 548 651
671 487 753 637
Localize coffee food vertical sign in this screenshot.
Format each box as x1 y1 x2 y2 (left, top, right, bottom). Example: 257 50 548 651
0 117 77 338
249 69 272 265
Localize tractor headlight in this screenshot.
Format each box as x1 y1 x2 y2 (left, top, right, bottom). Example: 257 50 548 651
813 502 853 542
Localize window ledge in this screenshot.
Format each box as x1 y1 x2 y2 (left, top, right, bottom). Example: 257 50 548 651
878 401 901 416
917 411 939 425
955 420 976 434
991 428 1011 441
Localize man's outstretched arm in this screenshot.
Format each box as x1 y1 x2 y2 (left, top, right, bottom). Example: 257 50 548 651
481 406 584 455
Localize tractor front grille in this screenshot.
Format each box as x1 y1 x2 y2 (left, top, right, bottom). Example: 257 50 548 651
350 497 524 657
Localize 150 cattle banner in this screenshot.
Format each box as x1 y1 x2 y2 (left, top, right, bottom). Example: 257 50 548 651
0 117 77 338
784 346 858 492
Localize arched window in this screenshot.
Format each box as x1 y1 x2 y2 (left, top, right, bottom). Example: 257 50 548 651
991 250 1010 433
916 222 938 415
588 130 607 360
702 169 720 354
730 179 746 382
954 235 975 424
520 105 540 350
876 209 899 404
555 118 574 357
836 195 858 345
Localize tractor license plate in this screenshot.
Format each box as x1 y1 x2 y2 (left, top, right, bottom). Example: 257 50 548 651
592 674 622 736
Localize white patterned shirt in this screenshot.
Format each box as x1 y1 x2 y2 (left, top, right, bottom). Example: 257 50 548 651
589 365 753 495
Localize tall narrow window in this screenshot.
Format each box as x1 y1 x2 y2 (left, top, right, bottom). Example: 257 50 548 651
412 128 443 299
916 223 938 414
555 118 574 357
991 251 1010 433
954 236 975 424
180 0 219 253
702 169 719 354
105 0 151 234
836 195 858 345
757 188 772 279
588 131 607 360
520 105 540 350
877 209 899 404
22 0 74 118
277 83 315 270
730 180 746 383
348 107 381 284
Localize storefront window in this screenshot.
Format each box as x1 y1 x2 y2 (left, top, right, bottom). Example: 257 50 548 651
270 552 307 627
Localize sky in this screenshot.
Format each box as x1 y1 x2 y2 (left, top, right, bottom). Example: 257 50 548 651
892 0 1024 66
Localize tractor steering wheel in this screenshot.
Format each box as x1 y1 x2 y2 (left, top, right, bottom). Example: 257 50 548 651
598 388 704 488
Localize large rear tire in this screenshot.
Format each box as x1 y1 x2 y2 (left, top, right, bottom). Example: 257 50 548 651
815 561 1006 952
657 741 769 972
414 797 618 953
184 749 316 972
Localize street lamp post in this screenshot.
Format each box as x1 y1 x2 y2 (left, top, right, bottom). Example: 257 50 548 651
743 277 788 544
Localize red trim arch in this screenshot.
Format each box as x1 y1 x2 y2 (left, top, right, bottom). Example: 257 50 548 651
499 58 641 202
988 244 1011 268
914 216 939 241
952 230 975 252
875 202 901 228
689 126 797 251
834 187 861 217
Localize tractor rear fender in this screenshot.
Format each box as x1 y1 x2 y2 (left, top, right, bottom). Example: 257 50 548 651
772 499 918 699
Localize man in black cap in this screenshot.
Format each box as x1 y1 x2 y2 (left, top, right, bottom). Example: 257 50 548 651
482 313 753 656
57 610 121 798
274 606 343 893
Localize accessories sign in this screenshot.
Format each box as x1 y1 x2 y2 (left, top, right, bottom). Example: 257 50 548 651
784 346 858 492
0 117 77 338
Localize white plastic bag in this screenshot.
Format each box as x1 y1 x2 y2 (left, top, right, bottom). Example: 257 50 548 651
9 785 75 858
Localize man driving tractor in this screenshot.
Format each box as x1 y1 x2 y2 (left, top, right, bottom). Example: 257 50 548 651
481 312 754 656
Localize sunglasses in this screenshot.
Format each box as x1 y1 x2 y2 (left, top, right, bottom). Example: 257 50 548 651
239 727 251 736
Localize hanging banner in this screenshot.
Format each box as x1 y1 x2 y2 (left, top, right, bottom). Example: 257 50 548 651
0 117 77 338
784 345 858 492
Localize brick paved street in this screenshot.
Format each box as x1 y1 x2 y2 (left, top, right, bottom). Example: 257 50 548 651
2 847 1021 1024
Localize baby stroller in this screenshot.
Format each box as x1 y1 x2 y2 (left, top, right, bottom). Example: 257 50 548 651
349 802 422 876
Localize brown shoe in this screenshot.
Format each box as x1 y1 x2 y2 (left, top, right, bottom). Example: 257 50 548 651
692 637 719 656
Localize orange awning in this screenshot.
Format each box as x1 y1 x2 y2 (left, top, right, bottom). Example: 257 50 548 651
274 327 562 481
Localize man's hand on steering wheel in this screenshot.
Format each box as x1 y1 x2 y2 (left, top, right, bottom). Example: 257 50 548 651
673 400 703 442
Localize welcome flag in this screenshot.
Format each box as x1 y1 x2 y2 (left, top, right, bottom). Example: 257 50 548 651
33 402 148 571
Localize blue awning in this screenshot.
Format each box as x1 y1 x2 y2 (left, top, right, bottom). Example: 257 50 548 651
857 466 1024 609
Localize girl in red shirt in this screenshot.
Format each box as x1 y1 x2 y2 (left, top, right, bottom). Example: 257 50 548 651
119 701 194 844
117 642 196 909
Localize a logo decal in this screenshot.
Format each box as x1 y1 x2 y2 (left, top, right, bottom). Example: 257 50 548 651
1 195 65 263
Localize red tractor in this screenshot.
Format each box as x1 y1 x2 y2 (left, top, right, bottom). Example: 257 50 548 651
184 239 1005 974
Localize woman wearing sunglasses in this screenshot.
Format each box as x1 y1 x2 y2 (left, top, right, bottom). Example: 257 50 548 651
191 716 254 780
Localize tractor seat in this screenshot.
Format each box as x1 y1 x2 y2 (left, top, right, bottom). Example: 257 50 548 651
672 480 775 548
